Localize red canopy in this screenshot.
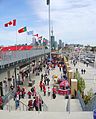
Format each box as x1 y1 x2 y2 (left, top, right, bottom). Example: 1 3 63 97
59 80 70 87
0 45 33 51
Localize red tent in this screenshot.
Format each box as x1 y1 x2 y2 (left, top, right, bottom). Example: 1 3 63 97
59 80 70 88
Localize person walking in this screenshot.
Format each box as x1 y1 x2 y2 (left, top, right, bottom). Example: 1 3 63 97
33 97 38 111
46 77 50 86
52 87 57 99
43 84 46 96
15 94 20 109
83 69 86 74
44 76 47 85
0 96 3 110
27 91 32 99
28 100 33 111
81 69 83 74
39 80 43 91
47 87 51 96
39 97 43 111
41 74 43 80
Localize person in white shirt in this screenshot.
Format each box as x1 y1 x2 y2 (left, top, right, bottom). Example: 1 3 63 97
47 87 51 96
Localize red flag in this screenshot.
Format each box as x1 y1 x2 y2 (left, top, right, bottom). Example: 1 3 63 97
34 34 38 37
38 36 42 40
13 19 16 26
4 23 8 27
4 19 16 27
18 27 27 33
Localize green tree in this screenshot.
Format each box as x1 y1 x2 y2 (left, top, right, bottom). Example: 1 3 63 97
78 77 85 94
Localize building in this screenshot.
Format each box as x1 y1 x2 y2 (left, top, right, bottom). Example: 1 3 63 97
32 37 36 46
58 39 62 50
50 28 57 50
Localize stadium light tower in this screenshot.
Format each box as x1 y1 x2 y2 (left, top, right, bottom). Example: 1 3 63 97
46 0 51 61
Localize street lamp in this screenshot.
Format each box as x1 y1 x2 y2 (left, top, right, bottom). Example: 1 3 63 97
46 0 51 61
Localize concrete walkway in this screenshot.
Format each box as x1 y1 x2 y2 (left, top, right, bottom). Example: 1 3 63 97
69 61 96 94
70 99 82 111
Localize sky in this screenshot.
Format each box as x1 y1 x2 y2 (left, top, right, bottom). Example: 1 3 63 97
0 0 96 46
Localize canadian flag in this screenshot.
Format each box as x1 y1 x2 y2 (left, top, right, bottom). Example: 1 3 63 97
4 19 16 27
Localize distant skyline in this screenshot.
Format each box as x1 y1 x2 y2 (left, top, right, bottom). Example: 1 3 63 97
0 0 96 46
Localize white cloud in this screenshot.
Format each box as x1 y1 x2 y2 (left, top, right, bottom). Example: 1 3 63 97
27 0 96 45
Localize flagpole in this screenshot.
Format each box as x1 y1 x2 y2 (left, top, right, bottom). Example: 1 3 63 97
26 33 31 81
14 30 17 91
32 31 34 45
48 0 51 61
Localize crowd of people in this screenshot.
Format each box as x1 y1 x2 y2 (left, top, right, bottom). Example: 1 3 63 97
13 59 49 111
1 55 69 111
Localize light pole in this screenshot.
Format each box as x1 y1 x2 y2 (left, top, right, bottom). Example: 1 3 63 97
47 0 51 61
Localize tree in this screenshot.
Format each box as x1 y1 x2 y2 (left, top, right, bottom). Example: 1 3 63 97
78 77 85 94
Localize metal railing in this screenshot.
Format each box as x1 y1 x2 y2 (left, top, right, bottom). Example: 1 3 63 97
19 100 28 111
3 90 15 106
0 49 50 66
77 91 86 111
3 91 48 112
3 104 13 111
37 91 48 111
85 95 96 111
75 91 96 111
66 95 70 113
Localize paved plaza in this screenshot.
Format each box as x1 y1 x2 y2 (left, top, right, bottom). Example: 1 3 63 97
69 60 96 94
2 60 94 119
4 65 82 112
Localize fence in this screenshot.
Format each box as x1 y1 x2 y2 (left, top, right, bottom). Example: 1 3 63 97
3 90 15 106
37 91 48 111
77 91 86 111
66 95 70 113
77 90 96 111
0 49 50 66
85 95 96 111
19 100 28 111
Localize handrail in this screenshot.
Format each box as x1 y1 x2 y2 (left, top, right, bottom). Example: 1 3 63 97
19 100 28 111
37 91 48 111
77 90 86 111
85 94 96 111
66 95 70 113
3 104 13 111
3 90 15 106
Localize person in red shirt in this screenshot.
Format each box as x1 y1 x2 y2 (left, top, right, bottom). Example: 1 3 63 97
0 96 3 110
39 80 43 91
43 84 46 96
22 87 26 98
52 87 57 94
52 87 57 99
27 91 32 99
17 85 20 92
28 100 33 111
39 97 43 111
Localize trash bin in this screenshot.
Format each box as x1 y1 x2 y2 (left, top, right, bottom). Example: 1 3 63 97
93 110 96 119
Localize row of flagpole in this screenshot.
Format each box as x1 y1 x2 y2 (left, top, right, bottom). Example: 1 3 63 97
3 0 51 48
4 19 48 47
